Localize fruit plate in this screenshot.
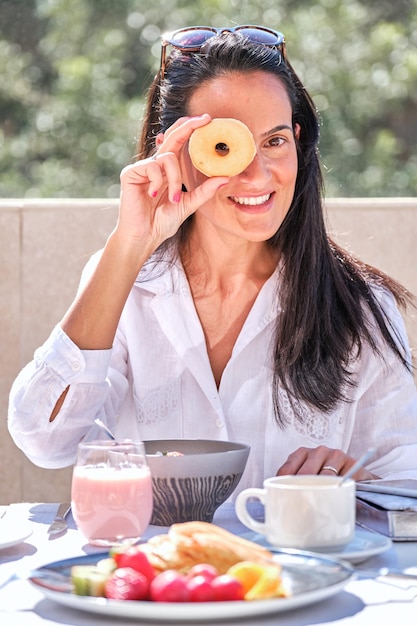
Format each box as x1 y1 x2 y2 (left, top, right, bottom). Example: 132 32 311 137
29 550 355 621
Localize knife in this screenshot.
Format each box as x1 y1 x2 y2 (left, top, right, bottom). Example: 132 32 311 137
47 502 71 538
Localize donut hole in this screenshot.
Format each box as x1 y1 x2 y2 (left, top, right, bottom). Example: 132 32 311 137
189 118 256 177
215 142 230 157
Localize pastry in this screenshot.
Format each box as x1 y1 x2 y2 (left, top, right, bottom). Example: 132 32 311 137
189 118 256 177
137 521 274 575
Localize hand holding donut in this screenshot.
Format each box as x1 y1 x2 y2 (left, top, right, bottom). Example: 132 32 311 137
116 115 230 254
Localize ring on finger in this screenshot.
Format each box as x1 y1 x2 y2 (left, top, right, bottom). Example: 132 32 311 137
321 465 339 475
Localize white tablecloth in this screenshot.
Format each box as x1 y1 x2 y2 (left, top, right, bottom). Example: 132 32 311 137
1 502 417 624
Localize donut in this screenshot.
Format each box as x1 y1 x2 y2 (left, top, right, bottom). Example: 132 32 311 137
188 118 256 177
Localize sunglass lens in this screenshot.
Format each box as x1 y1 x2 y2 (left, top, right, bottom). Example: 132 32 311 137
238 27 283 46
170 28 217 49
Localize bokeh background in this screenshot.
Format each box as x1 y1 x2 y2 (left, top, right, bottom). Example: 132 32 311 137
1 0 416 198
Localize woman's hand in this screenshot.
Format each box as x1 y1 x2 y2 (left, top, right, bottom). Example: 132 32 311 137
116 114 228 256
276 445 377 481
60 116 228 353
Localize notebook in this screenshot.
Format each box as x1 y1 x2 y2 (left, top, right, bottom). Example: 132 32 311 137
356 481 417 540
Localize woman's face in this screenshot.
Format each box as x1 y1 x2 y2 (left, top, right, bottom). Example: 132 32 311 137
183 70 299 244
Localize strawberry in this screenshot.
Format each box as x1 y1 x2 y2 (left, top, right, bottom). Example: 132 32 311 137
112 546 155 582
105 567 150 601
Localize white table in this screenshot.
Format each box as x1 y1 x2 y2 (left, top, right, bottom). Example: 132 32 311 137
1 502 417 624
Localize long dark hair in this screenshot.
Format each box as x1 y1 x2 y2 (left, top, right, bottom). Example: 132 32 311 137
137 32 414 425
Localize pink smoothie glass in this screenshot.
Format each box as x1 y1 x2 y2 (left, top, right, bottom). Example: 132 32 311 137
71 440 153 547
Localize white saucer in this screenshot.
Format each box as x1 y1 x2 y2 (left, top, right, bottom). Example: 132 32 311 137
243 526 392 564
0 520 33 550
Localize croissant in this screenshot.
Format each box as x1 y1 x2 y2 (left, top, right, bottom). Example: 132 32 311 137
138 521 274 575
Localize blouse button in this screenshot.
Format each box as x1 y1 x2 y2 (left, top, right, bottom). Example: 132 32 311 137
71 361 81 371
216 418 224 428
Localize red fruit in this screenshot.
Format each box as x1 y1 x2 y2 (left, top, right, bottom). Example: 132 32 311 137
150 570 191 602
105 567 149 601
186 575 216 602
186 563 218 582
113 547 155 582
211 575 245 601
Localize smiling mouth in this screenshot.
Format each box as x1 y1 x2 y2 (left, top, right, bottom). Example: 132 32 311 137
229 193 272 206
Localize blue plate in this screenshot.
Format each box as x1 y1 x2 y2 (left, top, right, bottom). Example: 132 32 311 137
30 550 355 621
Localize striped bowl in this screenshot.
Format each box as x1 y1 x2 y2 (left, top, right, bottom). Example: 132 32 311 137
144 439 250 526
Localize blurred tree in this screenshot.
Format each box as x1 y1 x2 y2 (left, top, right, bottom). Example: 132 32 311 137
0 0 416 197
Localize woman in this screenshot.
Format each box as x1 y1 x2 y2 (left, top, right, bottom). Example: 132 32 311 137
8 26 417 491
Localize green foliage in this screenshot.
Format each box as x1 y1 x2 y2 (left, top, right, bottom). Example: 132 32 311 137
0 0 416 197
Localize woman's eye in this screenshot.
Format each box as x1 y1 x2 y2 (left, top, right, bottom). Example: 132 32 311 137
269 136 286 147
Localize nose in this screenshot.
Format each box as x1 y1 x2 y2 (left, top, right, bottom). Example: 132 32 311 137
238 150 271 184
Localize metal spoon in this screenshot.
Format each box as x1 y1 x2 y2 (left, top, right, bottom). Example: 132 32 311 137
339 447 376 485
93 419 163 456
94 418 117 441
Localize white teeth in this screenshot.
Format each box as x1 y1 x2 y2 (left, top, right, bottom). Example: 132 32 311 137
230 194 271 206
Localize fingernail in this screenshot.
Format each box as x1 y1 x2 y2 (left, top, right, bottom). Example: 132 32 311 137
173 192 181 203
151 190 158 198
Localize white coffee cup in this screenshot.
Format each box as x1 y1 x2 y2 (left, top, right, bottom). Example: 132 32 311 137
235 475 355 551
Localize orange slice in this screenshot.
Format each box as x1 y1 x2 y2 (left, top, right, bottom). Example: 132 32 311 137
226 561 267 595
244 565 287 600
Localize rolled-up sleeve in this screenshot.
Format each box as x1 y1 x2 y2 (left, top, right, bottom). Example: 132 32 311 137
8 325 128 468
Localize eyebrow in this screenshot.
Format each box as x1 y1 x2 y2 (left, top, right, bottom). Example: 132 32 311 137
262 124 294 137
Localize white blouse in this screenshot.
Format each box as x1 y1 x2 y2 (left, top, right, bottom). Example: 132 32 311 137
8 253 417 494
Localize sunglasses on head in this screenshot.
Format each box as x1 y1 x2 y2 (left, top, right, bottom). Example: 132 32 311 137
160 25 286 79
